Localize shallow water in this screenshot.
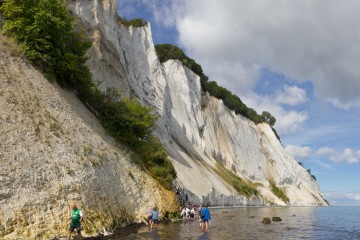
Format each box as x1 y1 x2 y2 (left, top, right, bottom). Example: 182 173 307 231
106 206 360 240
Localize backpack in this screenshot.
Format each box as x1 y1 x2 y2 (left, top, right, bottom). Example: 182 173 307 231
200 209 205 218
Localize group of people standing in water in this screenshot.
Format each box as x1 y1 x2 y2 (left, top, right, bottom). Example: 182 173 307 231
145 204 212 232
181 204 212 232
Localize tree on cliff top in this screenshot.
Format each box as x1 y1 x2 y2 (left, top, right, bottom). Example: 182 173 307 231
1 0 91 87
155 44 209 90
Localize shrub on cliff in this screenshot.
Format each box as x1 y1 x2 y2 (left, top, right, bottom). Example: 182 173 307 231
1 0 176 189
131 135 177 189
155 44 209 90
1 0 91 87
117 16 147 27
100 98 157 145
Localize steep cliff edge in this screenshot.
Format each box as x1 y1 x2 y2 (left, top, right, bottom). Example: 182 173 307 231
0 34 178 239
68 0 327 207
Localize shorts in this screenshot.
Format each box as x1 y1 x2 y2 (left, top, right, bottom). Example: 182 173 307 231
148 216 152 221
202 219 209 223
153 219 158 224
69 225 82 234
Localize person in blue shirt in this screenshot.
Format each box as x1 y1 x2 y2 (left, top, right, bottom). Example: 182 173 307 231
150 206 159 229
200 204 211 232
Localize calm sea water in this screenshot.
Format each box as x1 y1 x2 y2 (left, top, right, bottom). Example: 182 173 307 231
106 206 360 240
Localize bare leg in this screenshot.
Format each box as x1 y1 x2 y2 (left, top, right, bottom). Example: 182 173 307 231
78 231 83 240
205 222 208 232
66 231 71 240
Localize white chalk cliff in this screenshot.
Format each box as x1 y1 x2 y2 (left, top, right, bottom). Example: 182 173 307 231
69 0 327 206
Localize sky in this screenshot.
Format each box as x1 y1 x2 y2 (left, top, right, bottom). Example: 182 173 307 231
117 0 360 206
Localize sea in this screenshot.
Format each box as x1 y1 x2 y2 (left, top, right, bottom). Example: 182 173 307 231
104 206 360 240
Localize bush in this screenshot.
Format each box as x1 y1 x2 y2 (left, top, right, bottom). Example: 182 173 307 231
117 16 147 27
155 44 209 90
1 0 176 189
100 98 156 145
1 0 91 87
131 135 176 189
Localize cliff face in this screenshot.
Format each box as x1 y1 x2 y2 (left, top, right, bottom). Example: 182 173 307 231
0 35 178 239
69 0 327 206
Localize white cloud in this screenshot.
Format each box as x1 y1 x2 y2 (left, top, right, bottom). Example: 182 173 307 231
316 147 336 156
325 192 360 201
324 192 360 206
327 98 360 110
275 85 308 106
317 147 359 164
285 145 312 159
167 0 360 108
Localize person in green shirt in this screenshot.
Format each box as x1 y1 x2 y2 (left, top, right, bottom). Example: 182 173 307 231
66 204 83 240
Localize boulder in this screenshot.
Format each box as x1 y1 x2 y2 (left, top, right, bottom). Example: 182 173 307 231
272 217 282 222
262 217 271 224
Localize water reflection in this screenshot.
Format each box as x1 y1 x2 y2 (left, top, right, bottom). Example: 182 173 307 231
104 207 360 240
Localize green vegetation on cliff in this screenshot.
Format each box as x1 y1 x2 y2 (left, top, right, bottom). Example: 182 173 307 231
1 0 176 189
155 44 277 127
117 16 147 27
155 43 209 90
213 163 259 197
270 180 289 203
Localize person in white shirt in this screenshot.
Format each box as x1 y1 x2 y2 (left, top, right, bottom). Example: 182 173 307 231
180 206 190 222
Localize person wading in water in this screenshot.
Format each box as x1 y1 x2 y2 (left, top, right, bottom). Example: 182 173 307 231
66 204 84 240
150 206 159 229
200 204 211 233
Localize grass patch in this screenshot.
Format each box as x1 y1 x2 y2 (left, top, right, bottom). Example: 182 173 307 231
269 180 289 203
212 163 259 197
